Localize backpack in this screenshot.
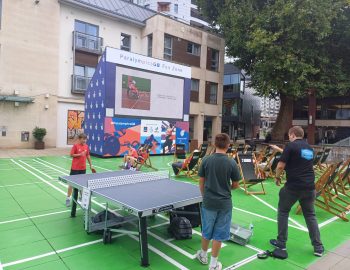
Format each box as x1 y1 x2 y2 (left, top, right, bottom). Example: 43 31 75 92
168 216 192 240
257 248 288 260
170 204 201 228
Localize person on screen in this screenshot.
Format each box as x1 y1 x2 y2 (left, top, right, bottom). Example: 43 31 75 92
163 123 175 153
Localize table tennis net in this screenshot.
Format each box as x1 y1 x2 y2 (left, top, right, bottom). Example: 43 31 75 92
87 171 170 190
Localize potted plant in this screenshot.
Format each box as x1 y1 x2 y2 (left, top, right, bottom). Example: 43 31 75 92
32 127 47 149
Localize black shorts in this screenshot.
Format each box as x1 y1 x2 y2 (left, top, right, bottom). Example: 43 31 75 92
70 169 86 175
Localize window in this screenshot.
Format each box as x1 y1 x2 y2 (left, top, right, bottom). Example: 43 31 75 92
190 79 199 102
187 42 200 56
211 49 219 71
74 65 95 78
205 82 217 104
223 74 240 93
158 3 170 12
75 20 98 36
147 34 153 57
121 33 131 51
174 4 178 13
74 20 100 51
164 35 172 60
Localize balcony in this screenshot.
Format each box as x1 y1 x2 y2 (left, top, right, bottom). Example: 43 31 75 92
73 31 103 55
72 74 91 94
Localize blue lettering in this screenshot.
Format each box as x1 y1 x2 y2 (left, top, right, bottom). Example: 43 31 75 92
301 149 313 160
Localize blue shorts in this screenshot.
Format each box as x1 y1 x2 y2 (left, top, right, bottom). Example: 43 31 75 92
201 206 232 241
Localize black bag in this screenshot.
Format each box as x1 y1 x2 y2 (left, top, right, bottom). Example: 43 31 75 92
257 248 288 260
168 216 192 240
170 204 201 228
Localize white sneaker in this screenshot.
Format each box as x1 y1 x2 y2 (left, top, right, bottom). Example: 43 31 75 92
65 198 71 207
196 250 208 265
209 262 222 270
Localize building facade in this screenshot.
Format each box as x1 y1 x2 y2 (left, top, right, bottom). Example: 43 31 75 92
293 96 350 144
134 0 209 28
0 0 224 149
260 96 280 135
222 64 261 140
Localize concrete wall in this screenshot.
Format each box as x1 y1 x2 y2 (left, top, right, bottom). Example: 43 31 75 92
0 0 60 148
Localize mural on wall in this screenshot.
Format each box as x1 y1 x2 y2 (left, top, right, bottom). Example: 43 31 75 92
175 121 190 151
161 121 176 154
104 117 141 157
67 110 85 145
140 120 162 154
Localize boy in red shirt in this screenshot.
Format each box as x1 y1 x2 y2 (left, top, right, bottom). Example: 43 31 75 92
66 133 94 207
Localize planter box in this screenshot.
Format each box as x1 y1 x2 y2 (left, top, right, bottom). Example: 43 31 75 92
34 141 45 150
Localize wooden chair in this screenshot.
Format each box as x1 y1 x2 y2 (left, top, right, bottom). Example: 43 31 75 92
176 151 201 178
315 148 331 171
236 153 266 195
297 162 349 221
174 144 187 161
135 144 157 171
335 158 350 197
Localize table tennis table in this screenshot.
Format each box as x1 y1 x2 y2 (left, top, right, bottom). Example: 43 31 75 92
59 170 202 267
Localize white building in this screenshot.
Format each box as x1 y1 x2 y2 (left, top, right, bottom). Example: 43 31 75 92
260 96 280 131
134 0 209 28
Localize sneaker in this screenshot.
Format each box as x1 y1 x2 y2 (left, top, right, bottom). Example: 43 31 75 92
314 246 324 257
209 262 222 270
196 250 208 265
65 198 71 207
270 239 286 250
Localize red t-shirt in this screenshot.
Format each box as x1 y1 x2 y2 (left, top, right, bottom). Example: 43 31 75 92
71 143 90 170
130 148 138 158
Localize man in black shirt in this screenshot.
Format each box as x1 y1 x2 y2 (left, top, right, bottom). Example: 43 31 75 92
271 126 324 257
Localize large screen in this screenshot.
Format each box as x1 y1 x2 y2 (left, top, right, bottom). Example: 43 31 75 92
115 66 184 119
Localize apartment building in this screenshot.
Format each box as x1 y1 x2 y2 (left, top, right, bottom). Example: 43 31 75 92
134 0 209 28
0 0 224 149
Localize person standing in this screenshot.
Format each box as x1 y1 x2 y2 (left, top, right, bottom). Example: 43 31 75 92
66 133 94 207
196 133 241 270
271 126 324 256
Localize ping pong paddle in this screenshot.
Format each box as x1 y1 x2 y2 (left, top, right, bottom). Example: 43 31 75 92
91 168 97 173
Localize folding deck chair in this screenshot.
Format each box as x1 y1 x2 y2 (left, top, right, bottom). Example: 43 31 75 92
316 148 331 171
176 150 201 178
135 145 158 171
297 162 349 221
336 158 350 198
236 153 266 195
174 144 187 161
257 151 282 178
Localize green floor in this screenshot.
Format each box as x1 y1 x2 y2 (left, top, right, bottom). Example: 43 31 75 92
0 155 349 270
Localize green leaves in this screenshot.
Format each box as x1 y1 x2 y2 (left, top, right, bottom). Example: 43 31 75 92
198 0 350 99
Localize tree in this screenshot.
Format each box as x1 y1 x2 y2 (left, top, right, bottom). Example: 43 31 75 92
198 0 350 140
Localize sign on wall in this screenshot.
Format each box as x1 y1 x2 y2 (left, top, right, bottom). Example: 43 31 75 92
67 110 85 145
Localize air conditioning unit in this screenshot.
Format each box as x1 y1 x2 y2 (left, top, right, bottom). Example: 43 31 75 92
14 102 20 107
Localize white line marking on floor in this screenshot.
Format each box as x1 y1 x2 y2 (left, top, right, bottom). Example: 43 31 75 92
2 221 169 268
148 231 196 259
0 181 56 188
224 254 258 270
128 234 189 270
232 207 307 231
319 210 350 228
243 188 308 231
0 209 74 225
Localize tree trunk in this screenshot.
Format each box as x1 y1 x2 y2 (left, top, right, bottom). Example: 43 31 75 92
271 94 294 141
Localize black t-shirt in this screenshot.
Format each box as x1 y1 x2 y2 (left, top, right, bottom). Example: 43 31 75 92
198 153 241 210
279 139 315 190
